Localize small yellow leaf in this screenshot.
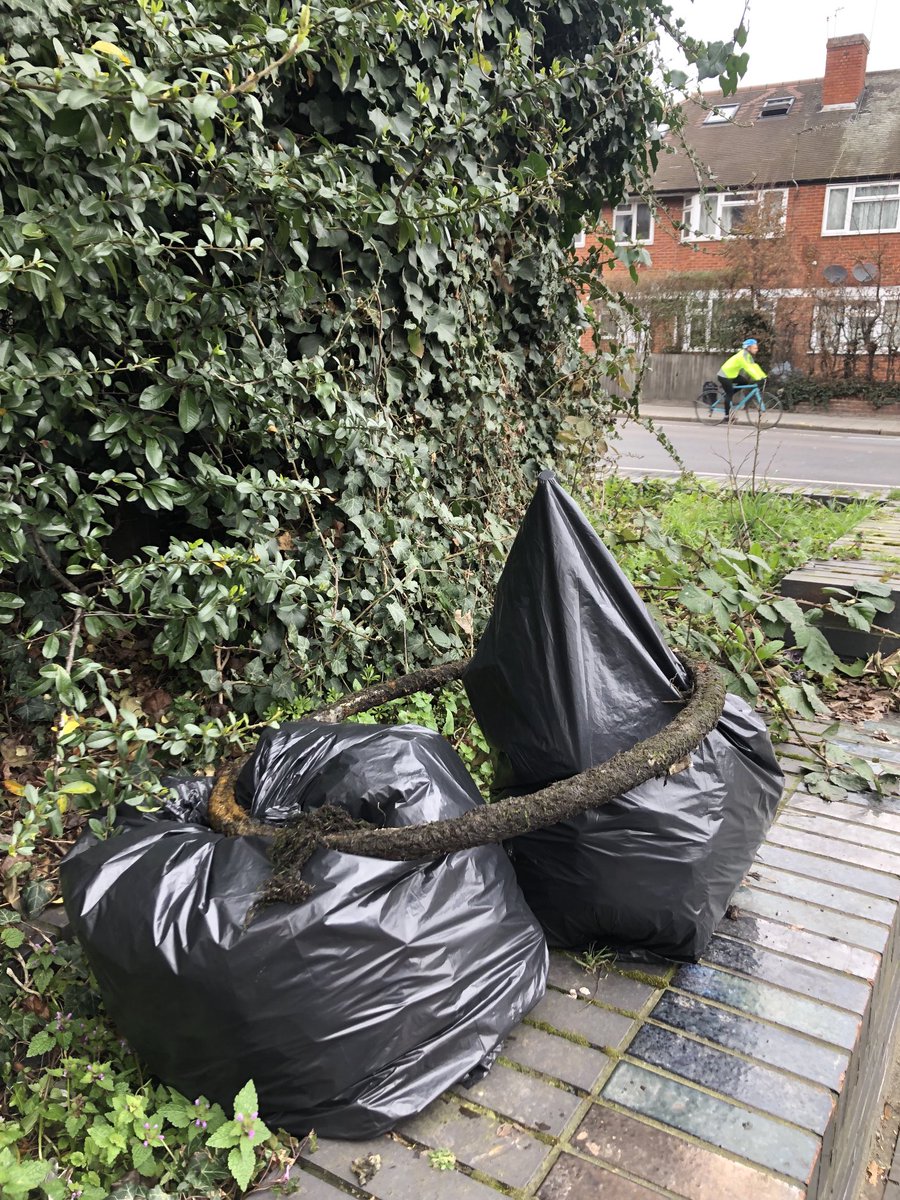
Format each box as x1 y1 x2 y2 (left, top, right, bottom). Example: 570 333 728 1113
91 40 132 66
60 714 80 737
3 781 25 796
212 559 226 569
57 795 68 814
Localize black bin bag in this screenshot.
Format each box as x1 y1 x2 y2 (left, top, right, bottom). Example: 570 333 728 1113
61 721 548 1138
463 471 783 962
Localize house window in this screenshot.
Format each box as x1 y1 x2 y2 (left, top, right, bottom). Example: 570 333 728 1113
572 230 586 248
613 200 653 244
759 96 794 118
682 190 787 241
811 297 900 354
823 182 900 235
703 103 740 125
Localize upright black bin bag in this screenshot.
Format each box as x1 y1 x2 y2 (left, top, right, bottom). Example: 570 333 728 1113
61 722 548 1138
464 471 782 961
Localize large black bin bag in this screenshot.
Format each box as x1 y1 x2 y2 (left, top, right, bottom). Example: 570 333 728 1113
463 471 783 961
61 722 548 1138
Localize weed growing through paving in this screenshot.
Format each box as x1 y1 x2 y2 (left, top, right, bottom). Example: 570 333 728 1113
574 945 617 976
427 1149 457 1171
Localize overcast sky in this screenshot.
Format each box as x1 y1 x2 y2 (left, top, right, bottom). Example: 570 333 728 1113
666 0 900 88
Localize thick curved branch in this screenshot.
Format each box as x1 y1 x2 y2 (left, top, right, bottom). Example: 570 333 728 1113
207 658 470 835
208 654 726 907
314 657 470 724
302 656 724 862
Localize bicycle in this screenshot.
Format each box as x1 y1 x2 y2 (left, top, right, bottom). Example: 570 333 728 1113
693 380 783 428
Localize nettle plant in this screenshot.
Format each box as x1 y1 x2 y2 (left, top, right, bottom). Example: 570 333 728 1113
0 0 746 722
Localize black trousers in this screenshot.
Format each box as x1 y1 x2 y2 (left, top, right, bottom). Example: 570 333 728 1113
717 374 740 415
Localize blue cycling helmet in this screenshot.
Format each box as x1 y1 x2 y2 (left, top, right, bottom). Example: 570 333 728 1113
743 337 758 348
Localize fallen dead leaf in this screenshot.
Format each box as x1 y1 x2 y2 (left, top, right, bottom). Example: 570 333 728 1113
453 609 474 637
866 1160 882 1184
350 1153 381 1185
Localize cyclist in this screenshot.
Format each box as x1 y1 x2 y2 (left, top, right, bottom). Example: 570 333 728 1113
717 338 767 421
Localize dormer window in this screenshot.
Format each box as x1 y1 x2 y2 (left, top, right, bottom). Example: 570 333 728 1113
759 96 794 118
704 104 739 125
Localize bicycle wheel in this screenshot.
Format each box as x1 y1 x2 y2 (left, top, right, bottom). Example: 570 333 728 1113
746 395 783 429
694 392 721 422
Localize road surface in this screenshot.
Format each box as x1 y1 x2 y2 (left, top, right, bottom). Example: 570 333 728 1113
606 418 900 493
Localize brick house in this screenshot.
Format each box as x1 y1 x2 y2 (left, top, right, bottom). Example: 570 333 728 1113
580 34 900 403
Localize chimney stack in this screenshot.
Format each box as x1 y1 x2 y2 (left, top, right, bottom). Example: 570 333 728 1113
822 34 870 108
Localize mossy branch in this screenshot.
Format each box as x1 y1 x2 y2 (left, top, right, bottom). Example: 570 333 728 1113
207 654 726 905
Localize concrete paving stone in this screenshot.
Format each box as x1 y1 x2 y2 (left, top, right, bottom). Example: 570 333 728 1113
572 1104 805 1200
780 810 900 856
790 794 900 834
527 989 637 1049
602 1061 820 1183
746 863 897 925
769 823 900 879
730 884 889 953
673 963 862 1049
652 991 849 1091
251 1166 353 1200
538 1153 663 1199
304 1134 501 1200
718 911 881 982
627 1022 835 1134
547 956 658 1013
399 1093 551 1190
755 840 900 901
884 1183 900 1200
502 1022 610 1091
702 935 871 1015
454 1062 582 1136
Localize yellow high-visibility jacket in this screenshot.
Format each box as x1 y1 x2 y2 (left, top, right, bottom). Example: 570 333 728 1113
720 349 767 381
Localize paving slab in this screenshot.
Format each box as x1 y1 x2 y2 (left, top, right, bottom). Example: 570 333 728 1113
291 719 900 1200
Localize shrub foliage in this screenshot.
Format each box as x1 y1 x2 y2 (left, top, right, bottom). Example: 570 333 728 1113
0 0 716 716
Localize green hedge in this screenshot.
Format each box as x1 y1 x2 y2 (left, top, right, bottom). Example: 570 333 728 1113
778 375 900 410
0 0 737 718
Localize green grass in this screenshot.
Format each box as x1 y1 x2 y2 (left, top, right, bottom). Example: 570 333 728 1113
584 478 877 581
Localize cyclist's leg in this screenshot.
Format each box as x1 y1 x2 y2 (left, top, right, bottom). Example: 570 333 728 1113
717 374 735 418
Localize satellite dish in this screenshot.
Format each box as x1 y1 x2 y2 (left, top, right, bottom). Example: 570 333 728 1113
823 264 848 284
852 261 879 283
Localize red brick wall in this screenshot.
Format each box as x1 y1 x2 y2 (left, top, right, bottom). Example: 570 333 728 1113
823 35 869 107
578 185 900 360
584 188 900 287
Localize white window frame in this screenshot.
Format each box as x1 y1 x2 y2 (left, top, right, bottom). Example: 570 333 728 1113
822 181 900 236
703 103 739 125
759 96 794 118
811 296 900 354
681 189 788 242
613 199 654 245
572 230 586 249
